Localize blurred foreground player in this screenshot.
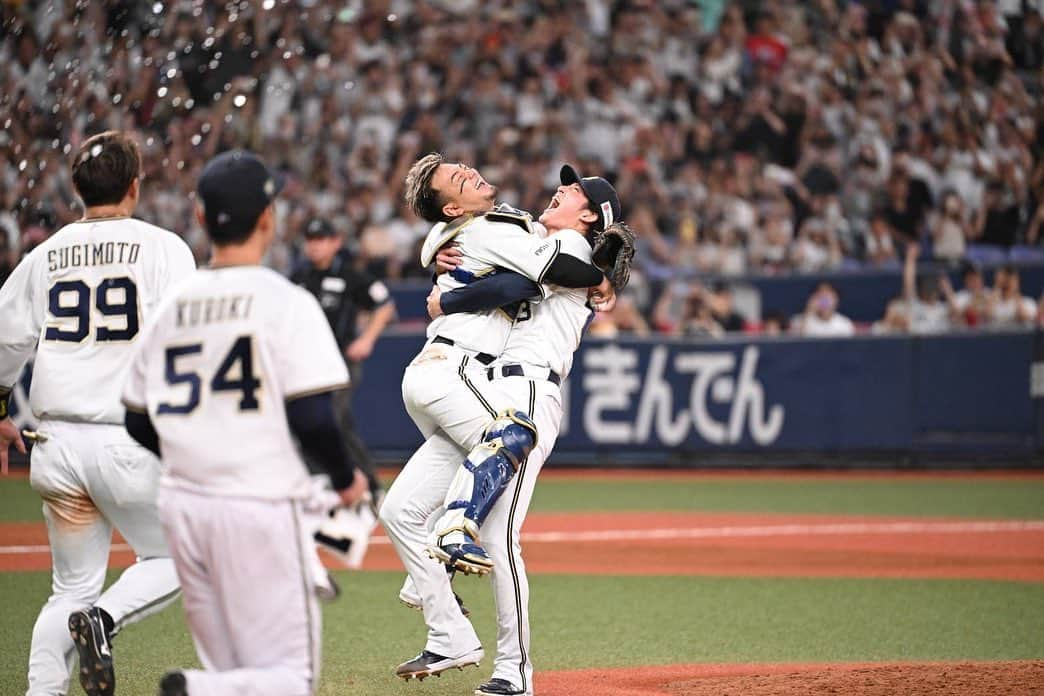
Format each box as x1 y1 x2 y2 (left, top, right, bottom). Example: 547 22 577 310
0 130 194 696
121 150 367 696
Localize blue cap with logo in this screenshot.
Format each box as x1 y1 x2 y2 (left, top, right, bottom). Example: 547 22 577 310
560 164 621 232
197 150 284 243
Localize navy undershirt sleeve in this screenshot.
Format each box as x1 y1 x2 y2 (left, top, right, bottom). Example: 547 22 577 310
285 391 356 491
543 254 604 288
124 409 161 457
440 271 541 315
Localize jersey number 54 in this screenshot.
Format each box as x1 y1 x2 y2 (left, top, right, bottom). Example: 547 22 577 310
157 336 261 415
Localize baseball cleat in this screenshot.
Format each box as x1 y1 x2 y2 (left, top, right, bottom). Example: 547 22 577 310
158 670 189 696
395 647 484 680
475 677 526 695
69 608 115 696
428 540 493 575
399 588 472 618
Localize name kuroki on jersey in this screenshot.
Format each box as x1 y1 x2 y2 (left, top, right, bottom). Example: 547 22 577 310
47 242 141 271
176 295 253 328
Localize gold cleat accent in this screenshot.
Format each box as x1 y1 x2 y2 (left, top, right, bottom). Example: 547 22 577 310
427 545 493 576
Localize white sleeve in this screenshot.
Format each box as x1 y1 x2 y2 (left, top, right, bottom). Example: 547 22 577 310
161 235 197 292
121 320 155 413
278 290 350 400
468 225 563 286
0 251 44 388
553 229 594 263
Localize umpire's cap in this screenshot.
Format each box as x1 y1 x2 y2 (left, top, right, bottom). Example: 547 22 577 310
303 217 338 239
197 150 284 244
560 164 621 232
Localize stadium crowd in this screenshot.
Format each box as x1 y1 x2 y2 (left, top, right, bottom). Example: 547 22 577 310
2 0 1044 335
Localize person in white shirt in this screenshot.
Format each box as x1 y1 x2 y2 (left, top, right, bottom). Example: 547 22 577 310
121 150 367 696
0 130 195 696
902 243 951 334
990 266 1037 327
794 283 855 337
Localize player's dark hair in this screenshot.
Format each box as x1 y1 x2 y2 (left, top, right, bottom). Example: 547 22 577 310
404 152 451 223
71 131 141 207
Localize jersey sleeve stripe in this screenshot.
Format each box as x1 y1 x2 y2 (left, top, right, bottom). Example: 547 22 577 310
536 239 561 285
121 398 148 414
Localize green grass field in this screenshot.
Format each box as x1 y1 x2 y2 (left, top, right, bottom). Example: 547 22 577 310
1 474 1043 695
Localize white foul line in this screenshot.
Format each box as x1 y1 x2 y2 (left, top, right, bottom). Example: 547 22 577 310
2 520 1042 555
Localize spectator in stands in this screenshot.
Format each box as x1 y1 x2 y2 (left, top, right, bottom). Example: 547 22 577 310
872 298 911 335
792 283 855 337
760 310 788 336
588 294 650 339
681 293 725 339
882 164 933 248
973 180 1022 248
2 0 1044 336
790 217 842 272
705 281 746 333
990 266 1037 327
931 191 970 262
949 262 993 328
902 243 952 334
864 212 900 268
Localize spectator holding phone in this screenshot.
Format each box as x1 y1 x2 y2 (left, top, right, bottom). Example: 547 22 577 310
793 283 855 337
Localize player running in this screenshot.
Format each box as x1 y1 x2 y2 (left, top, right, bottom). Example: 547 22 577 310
121 150 367 696
0 130 195 696
420 164 633 696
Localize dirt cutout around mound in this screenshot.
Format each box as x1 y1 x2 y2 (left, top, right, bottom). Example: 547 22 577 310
538 661 1044 696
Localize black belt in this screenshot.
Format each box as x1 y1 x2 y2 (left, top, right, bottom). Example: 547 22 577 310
432 335 496 366
486 364 561 386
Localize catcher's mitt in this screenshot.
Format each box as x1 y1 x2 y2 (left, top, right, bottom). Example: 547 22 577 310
591 221 636 290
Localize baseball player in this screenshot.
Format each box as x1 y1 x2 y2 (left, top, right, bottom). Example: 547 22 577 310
121 150 367 696
420 165 630 696
380 154 615 681
0 130 194 696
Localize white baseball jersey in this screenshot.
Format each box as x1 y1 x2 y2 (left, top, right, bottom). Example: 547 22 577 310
420 211 564 356
122 265 348 500
498 228 595 379
0 217 195 424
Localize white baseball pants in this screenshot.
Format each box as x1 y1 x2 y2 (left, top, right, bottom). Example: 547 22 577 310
25 420 180 696
383 341 515 658
388 344 560 694
158 486 324 696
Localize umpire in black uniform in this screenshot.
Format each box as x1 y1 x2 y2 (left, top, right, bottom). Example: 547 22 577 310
291 217 395 501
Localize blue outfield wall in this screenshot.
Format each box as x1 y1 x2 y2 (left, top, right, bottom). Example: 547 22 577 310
386 263 1044 324
7 331 1036 463
350 331 1037 458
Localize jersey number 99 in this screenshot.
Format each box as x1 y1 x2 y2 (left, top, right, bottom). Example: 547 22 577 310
157 336 261 415
45 277 139 343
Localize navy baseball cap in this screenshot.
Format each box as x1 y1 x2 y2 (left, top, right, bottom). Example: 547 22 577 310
560 164 621 232
197 150 284 243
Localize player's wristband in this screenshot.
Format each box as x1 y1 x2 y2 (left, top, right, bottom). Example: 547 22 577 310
0 387 11 420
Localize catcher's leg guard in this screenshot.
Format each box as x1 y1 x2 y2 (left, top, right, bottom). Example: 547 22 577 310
430 410 537 574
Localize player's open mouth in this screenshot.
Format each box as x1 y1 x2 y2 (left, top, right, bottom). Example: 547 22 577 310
548 196 561 209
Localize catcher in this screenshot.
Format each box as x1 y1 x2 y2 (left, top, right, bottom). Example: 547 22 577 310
396 164 635 694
